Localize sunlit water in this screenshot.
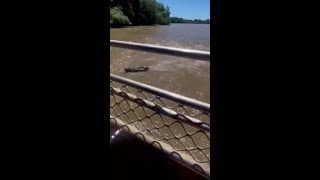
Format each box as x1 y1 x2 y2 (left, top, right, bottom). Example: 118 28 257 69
110 23 210 104
110 24 210 179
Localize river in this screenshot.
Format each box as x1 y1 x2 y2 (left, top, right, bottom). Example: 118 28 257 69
110 24 210 179
110 23 210 104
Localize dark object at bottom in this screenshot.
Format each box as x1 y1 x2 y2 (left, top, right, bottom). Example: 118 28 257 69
124 66 150 73
110 131 208 180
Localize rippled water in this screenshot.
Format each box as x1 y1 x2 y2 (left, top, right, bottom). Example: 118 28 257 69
110 24 211 179
110 23 210 104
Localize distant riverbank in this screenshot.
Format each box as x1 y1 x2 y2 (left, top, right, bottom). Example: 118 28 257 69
110 0 210 27
170 17 210 24
110 0 170 26
110 18 210 28
110 23 210 29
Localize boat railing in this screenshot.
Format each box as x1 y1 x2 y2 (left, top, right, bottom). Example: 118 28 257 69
110 40 210 61
110 40 210 179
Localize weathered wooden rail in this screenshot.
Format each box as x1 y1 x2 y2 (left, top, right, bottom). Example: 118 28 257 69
110 40 211 179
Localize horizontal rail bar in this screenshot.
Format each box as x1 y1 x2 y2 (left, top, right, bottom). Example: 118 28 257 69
110 40 210 61
110 86 210 132
110 73 210 113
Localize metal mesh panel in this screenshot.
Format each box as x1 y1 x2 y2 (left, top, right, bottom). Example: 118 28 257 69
110 74 210 178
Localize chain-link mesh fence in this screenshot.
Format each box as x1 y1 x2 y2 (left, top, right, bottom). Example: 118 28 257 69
110 73 210 178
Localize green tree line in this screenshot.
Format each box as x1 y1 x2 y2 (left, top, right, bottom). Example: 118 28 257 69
170 17 210 24
110 0 171 26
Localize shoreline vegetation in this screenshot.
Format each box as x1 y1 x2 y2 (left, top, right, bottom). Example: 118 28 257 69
110 0 210 27
170 17 210 24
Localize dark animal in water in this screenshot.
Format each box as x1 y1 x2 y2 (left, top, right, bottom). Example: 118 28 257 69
124 66 150 73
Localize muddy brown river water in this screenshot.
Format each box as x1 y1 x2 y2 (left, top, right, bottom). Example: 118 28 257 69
110 24 210 179
110 23 210 104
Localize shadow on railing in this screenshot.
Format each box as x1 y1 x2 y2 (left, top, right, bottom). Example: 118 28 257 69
110 40 210 179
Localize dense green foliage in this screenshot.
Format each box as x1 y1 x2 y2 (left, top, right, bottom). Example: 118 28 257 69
170 17 210 24
110 0 171 26
110 7 131 26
